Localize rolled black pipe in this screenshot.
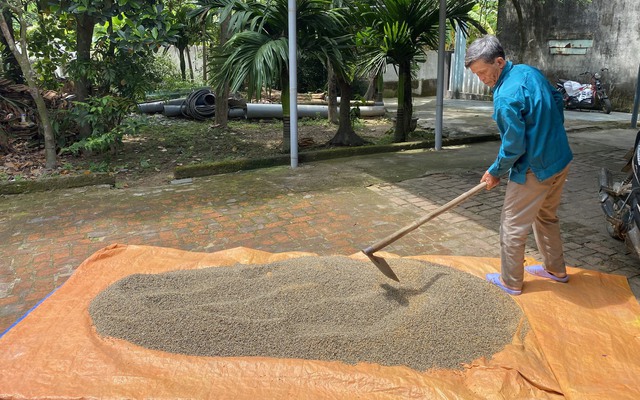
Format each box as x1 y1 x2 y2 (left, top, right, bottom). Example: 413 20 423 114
162 105 187 117
137 101 165 114
183 89 215 120
196 93 215 106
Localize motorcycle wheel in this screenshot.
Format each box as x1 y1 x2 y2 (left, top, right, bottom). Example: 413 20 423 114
602 98 612 114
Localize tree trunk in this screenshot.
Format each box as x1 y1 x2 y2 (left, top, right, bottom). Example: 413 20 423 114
281 69 291 153
186 45 194 82
75 13 94 102
376 72 384 103
364 71 376 101
0 9 56 168
202 26 207 82
178 46 187 80
328 76 366 146
75 13 96 139
214 84 230 128
214 14 230 128
327 63 338 124
402 62 413 138
0 8 22 83
510 0 526 62
394 61 412 142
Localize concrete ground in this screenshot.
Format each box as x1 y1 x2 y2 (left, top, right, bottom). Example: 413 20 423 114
1 97 639 334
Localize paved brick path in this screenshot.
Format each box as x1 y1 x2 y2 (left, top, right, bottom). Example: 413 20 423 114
2 118 639 335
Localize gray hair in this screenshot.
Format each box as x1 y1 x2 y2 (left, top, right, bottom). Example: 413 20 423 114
464 35 506 68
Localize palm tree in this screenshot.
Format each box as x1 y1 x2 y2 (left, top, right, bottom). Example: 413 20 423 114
209 0 345 152
171 4 202 82
324 3 369 146
191 0 233 128
326 51 369 146
356 0 482 142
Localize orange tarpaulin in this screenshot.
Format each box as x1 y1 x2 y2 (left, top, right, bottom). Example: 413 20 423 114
1 244 639 399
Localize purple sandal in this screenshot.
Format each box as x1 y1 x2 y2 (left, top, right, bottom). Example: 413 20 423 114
525 265 569 283
486 273 522 296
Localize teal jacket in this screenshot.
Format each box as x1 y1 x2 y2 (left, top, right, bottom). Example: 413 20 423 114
489 61 573 184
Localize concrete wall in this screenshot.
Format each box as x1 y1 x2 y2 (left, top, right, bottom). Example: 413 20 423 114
164 45 205 81
382 50 444 97
162 43 452 98
497 0 640 111
164 46 442 98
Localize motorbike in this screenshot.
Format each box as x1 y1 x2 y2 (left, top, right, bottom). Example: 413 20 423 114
556 68 612 114
599 130 640 258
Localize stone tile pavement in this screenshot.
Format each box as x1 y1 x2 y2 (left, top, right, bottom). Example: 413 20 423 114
1 103 639 335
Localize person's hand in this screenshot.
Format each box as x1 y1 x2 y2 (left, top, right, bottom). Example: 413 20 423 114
481 171 500 190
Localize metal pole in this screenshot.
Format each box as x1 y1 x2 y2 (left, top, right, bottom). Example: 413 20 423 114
288 0 298 168
435 0 446 150
632 64 640 129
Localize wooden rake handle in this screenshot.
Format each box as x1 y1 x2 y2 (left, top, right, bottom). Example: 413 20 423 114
362 181 488 255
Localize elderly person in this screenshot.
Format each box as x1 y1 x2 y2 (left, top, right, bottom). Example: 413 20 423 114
465 35 573 295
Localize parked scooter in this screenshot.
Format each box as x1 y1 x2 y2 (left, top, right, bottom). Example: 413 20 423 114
599 130 640 258
556 68 611 114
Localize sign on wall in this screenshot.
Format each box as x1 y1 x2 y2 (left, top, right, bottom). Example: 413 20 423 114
548 39 594 55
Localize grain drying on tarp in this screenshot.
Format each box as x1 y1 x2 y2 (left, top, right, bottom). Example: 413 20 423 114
90 256 526 371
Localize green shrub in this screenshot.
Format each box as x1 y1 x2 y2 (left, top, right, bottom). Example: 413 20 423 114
62 96 147 155
145 53 208 97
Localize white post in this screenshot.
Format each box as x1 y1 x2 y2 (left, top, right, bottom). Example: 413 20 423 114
632 64 640 128
288 0 299 168
451 26 466 98
435 0 446 151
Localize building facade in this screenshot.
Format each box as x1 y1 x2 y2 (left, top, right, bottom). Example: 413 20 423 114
497 0 640 111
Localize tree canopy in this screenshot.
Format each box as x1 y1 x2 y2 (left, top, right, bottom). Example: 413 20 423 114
0 0 487 167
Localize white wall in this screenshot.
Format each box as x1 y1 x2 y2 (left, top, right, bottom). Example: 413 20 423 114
382 50 440 95
163 47 449 96
163 45 205 81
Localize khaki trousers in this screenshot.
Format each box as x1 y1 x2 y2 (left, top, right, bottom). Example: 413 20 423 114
500 165 570 289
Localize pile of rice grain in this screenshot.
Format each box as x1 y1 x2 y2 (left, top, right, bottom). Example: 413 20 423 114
89 256 525 371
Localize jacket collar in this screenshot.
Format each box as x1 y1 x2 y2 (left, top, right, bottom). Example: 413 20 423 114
493 60 513 91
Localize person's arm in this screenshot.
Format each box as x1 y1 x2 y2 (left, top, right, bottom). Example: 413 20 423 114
480 94 526 190
488 95 527 178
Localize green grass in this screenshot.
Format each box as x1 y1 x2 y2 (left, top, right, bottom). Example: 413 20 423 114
373 128 435 145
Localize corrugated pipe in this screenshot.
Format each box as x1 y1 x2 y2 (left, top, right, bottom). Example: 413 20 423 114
138 88 216 120
180 88 216 120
